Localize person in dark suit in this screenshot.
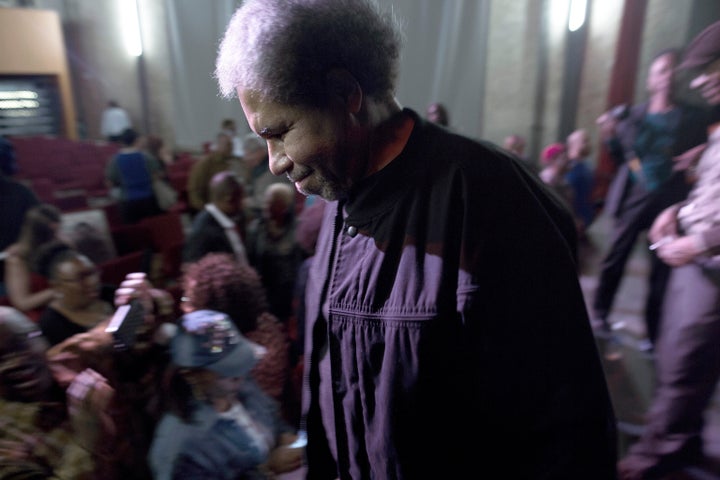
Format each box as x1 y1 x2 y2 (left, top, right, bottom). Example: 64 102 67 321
183 171 248 264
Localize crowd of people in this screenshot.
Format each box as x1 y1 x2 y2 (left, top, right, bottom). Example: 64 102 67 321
0 115 320 477
493 22 720 480
1 0 719 478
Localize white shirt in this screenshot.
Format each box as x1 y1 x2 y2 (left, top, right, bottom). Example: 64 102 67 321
101 107 132 137
205 203 248 264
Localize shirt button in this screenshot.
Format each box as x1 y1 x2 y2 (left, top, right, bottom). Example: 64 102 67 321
346 225 357 237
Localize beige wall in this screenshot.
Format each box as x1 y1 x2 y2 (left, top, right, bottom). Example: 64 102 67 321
0 7 77 138
575 0 624 168
484 0 537 148
58 0 175 145
634 0 693 104
5 0 717 156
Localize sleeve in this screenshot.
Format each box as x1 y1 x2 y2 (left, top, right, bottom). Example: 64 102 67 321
170 418 266 480
458 152 617 479
701 225 720 253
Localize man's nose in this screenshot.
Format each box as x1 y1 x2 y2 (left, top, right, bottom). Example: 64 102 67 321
268 143 291 176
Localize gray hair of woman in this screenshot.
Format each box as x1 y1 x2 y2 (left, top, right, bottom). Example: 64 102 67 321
215 0 404 106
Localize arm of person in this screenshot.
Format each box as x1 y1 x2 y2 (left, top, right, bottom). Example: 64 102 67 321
655 225 720 267
105 157 120 188
596 111 627 166
46 322 114 388
4 251 55 312
673 143 708 171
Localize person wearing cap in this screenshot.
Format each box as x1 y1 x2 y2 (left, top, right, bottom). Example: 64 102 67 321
148 309 303 480
618 21 720 480
591 48 710 347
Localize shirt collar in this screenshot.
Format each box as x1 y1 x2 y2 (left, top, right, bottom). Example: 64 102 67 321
205 203 235 229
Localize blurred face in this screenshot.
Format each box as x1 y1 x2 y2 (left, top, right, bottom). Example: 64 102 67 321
211 374 244 399
689 58 720 106
263 190 290 222
217 187 244 218
426 103 448 126
190 369 243 401
238 89 363 201
0 322 54 402
567 130 591 159
646 52 677 96
224 121 236 134
53 255 101 309
244 146 267 168
503 135 525 156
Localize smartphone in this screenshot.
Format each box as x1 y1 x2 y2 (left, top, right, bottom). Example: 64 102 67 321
105 299 145 350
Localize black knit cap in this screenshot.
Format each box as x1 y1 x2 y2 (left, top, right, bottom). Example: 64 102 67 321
679 21 720 70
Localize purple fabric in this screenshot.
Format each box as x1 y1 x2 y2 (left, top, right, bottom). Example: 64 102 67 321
302 109 617 479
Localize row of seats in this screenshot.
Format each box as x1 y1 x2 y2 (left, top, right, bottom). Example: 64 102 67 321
11 136 120 205
8 136 200 216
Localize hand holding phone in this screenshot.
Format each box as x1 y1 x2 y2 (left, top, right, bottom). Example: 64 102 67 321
105 299 145 350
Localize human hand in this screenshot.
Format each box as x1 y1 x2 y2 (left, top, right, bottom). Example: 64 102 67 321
47 324 117 388
266 444 304 474
114 273 154 313
67 368 116 449
673 143 707 171
648 205 680 244
114 273 174 347
0 420 40 462
596 107 623 140
690 71 720 106
656 235 705 266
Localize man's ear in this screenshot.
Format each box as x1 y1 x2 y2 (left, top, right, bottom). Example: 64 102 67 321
326 68 362 113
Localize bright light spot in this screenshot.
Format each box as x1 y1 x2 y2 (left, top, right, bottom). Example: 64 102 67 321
551 0 569 34
0 91 38 100
568 0 587 32
0 100 40 109
120 0 143 57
